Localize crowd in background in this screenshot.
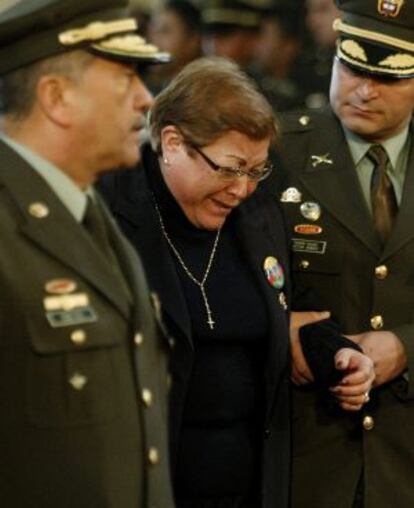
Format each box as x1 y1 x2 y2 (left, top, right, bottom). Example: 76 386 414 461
128 0 339 112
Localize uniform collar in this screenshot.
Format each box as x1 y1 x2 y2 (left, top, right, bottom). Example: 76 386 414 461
0 134 90 222
344 125 409 172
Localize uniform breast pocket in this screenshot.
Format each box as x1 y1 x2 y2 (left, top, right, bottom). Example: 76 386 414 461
26 317 133 428
291 241 344 310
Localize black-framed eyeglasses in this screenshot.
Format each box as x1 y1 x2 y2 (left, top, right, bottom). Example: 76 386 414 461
191 145 273 182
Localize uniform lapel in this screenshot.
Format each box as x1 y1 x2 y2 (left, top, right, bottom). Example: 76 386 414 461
297 112 381 256
0 141 130 318
233 198 289 422
110 173 192 344
382 125 414 259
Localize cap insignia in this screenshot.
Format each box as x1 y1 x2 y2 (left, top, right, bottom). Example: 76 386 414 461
92 34 168 58
379 53 414 69
377 0 405 18
59 19 137 46
340 39 368 63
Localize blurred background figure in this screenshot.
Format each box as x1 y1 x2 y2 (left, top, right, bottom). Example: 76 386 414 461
251 2 305 111
292 0 340 109
200 0 269 68
146 0 203 94
129 0 162 38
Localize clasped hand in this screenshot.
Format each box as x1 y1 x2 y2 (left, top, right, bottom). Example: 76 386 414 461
290 311 375 412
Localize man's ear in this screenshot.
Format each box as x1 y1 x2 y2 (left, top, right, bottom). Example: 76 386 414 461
36 75 75 128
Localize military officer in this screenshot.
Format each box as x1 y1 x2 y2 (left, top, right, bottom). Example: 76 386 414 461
0 1 174 507
273 0 414 507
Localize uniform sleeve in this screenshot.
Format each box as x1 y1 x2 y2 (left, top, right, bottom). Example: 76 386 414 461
299 319 362 387
391 324 414 400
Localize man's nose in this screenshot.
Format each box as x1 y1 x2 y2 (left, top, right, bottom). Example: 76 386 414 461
133 77 154 111
356 78 380 101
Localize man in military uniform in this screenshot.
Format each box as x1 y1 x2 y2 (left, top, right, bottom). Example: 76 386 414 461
201 0 305 111
0 1 174 507
273 1 414 506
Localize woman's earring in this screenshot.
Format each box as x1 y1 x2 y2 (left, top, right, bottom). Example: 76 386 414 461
163 157 170 165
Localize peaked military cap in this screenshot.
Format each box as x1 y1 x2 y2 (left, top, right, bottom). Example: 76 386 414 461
202 0 273 31
333 0 414 78
0 0 170 76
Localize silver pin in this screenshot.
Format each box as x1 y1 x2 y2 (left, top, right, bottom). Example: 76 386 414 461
280 187 302 203
300 202 321 222
311 153 333 168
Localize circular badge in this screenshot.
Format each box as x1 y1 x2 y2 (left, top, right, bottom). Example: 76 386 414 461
300 202 321 222
263 256 285 290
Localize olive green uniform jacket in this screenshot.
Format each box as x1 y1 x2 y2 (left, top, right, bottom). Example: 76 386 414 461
0 140 174 508
273 109 414 508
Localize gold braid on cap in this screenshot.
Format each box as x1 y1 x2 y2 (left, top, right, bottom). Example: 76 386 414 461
379 53 414 69
59 19 138 46
92 34 164 56
333 18 414 53
337 43 414 75
340 39 368 62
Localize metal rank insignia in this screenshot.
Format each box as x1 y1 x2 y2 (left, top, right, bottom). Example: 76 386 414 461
263 256 285 290
43 286 97 328
280 187 302 203
300 202 321 222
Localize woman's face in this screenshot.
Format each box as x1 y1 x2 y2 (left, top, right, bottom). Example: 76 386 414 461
160 129 270 230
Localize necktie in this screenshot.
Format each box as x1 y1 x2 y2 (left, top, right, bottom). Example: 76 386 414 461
83 195 115 262
83 195 132 300
367 144 398 245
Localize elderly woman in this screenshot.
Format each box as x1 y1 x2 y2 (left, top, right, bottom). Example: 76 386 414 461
98 57 373 508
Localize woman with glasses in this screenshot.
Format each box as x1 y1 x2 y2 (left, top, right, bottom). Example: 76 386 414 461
98 57 373 508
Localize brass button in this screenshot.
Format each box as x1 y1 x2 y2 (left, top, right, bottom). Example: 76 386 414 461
299 260 310 270
299 115 310 126
141 388 153 407
370 315 384 330
148 447 160 465
375 265 388 280
363 415 374 431
70 329 87 345
134 332 144 346
29 202 49 219
69 372 88 391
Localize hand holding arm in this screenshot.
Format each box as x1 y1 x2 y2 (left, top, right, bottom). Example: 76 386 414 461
346 331 407 387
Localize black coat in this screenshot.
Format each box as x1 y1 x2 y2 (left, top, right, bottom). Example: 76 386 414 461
0 140 174 508
98 150 292 508
274 109 414 508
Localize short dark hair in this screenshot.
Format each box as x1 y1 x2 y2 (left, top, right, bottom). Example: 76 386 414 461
0 50 94 119
149 56 278 152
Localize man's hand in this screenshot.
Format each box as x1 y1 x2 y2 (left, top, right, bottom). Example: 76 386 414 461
346 331 407 387
290 310 330 385
330 348 375 411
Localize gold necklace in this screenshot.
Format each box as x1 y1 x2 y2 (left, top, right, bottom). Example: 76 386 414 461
153 200 221 330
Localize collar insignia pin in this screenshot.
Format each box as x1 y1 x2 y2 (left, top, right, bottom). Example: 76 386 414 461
311 153 333 168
